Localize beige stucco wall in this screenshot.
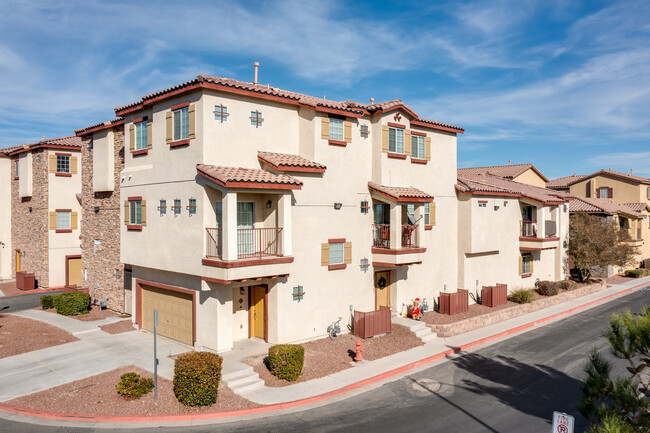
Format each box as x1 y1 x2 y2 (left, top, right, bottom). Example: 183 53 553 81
17 152 32 198
47 149 82 287
514 169 547 189
0 157 11 279
570 174 647 204
92 129 115 192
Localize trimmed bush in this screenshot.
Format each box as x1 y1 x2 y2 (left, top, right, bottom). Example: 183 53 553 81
173 351 222 406
624 269 646 278
559 279 578 291
40 295 54 310
53 292 90 316
509 289 534 304
537 280 559 296
116 372 153 399
268 344 304 382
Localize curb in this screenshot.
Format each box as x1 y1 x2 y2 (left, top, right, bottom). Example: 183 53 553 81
1 279 648 424
1 287 63 298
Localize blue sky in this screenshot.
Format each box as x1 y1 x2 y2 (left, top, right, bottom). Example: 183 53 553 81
1 0 649 179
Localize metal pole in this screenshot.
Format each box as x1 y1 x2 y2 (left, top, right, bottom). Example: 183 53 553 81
154 309 158 406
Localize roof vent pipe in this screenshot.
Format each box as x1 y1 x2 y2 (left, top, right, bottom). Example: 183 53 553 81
370 98 374 104
631 168 633 175
254 62 259 84
508 160 511 165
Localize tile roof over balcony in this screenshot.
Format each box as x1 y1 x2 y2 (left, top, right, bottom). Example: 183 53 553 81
257 151 326 173
456 173 568 205
546 174 587 189
7 135 82 156
368 182 433 203
458 163 549 182
197 164 302 190
569 197 647 218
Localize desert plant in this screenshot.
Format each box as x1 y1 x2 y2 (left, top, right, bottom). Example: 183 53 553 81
469 289 482 305
53 292 90 316
173 351 222 407
509 288 534 304
40 295 54 310
268 344 304 382
537 280 559 296
625 269 646 278
559 279 578 291
116 372 153 400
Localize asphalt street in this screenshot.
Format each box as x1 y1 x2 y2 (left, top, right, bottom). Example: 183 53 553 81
0 291 63 314
2 285 649 433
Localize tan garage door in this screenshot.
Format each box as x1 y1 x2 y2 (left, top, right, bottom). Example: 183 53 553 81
141 285 193 346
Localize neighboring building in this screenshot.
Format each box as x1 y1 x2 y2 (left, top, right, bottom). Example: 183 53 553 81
456 172 570 291
8 136 82 288
74 119 126 312
566 169 650 267
112 74 463 350
457 163 549 188
546 174 587 193
0 145 22 280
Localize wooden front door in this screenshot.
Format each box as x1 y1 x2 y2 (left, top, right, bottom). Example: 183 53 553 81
66 257 82 287
250 285 266 339
375 271 390 310
15 250 20 272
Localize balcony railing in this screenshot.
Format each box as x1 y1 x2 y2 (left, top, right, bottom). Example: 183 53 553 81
520 220 537 238
372 223 418 249
206 227 283 259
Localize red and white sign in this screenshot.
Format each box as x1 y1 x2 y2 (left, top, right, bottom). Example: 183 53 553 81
552 411 574 433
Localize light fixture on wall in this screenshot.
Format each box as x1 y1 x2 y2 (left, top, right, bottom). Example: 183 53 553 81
94 206 100 213
28 206 32 212
443 284 447 292
494 205 499 211
334 203 342 210
266 200 272 209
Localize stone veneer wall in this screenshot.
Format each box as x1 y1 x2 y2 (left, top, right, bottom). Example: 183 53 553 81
80 126 125 312
11 149 49 287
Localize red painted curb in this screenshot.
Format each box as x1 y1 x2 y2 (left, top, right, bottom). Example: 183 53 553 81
2 287 62 297
0 280 648 424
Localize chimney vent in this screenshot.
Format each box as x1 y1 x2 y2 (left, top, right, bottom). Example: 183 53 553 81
631 168 633 175
370 98 374 104
254 62 259 84
508 160 511 165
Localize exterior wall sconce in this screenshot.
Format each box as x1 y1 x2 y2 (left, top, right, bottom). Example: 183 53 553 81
94 206 100 213
443 284 447 292
266 200 272 209
494 205 499 211
334 203 342 210
28 206 32 212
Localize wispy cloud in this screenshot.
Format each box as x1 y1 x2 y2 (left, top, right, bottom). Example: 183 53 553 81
586 152 650 177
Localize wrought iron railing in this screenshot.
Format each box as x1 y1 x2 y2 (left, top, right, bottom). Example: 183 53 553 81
520 220 537 238
206 227 283 259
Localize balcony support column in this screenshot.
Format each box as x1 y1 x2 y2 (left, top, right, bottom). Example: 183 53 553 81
536 207 546 238
390 203 401 249
222 191 238 261
415 205 424 247
278 193 292 256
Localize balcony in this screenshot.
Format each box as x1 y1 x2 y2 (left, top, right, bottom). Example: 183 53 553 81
372 223 425 267
206 227 283 259
519 220 560 250
520 220 537 238
372 224 420 249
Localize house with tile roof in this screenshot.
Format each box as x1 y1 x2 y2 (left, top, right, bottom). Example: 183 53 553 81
458 163 549 189
456 172 570 291
7 136 83 288
103 73 463 350
546 174 587 192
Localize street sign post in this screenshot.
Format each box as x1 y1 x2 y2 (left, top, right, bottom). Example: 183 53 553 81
552 411 574 433
153 310 158 406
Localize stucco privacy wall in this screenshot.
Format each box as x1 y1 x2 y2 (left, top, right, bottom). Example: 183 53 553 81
12 149 49 287
81 126 125 311
0 158 11 279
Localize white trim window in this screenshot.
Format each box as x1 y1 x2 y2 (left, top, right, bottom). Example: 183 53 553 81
329 242 344 265
411 135 425 159
599 187 610 199
388 127 404 153
173 199 182 216
130 201 142 225
56 155 70 173
173 107 189 141
522 254 532 274
329 118 344 141
57 211 71 230
135 121 147 150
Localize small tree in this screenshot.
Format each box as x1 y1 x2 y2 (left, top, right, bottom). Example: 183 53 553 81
578 307 650 431
569 213 639 282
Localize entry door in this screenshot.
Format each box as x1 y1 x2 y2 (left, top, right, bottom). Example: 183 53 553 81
67 257 82 287
16 250 20 272
375 271 390 310
237 202 255 256
250 285 266 339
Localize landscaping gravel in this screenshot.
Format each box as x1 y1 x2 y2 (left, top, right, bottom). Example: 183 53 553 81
246 324 423 387
0 314 77 358
7 365 260 416
100 320 135 334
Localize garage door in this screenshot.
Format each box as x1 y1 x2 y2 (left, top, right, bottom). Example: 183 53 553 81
141 285 193 346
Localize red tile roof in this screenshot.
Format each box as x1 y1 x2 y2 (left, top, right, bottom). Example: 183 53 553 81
8 135 82 156
0 144 26 156
623 203 650 212
458 163 549 182
257 152 326 173
368 181 433 203
75 118 124 136
456 173 568 204
114 75 463 133
569 197 647 218
565 169 650 186
196 164 302 190
546 174 587 189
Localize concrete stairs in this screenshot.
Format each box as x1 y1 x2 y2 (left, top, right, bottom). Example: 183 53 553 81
222 363 264 393
393 316 437 343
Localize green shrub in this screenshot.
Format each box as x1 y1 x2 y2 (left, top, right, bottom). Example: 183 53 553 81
537 281 559 296
509 289 534 304
559 279 578 291
624 269 646 278
40 295 54 309
52 292 90 316
268 344 304 382
116 372 153 400
173 351 222 406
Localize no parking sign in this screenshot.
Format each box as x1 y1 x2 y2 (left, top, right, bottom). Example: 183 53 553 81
552 411 574 433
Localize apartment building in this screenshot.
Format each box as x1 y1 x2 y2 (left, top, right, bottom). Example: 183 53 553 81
74 119 126 311
457 163 549 188
456 172 570 291
8 136 82 288
109 74 463 350
565 169 650 266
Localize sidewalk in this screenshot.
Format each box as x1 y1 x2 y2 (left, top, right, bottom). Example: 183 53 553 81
0 275 649 422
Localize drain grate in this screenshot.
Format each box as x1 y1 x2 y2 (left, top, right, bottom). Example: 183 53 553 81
411 378 441 393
